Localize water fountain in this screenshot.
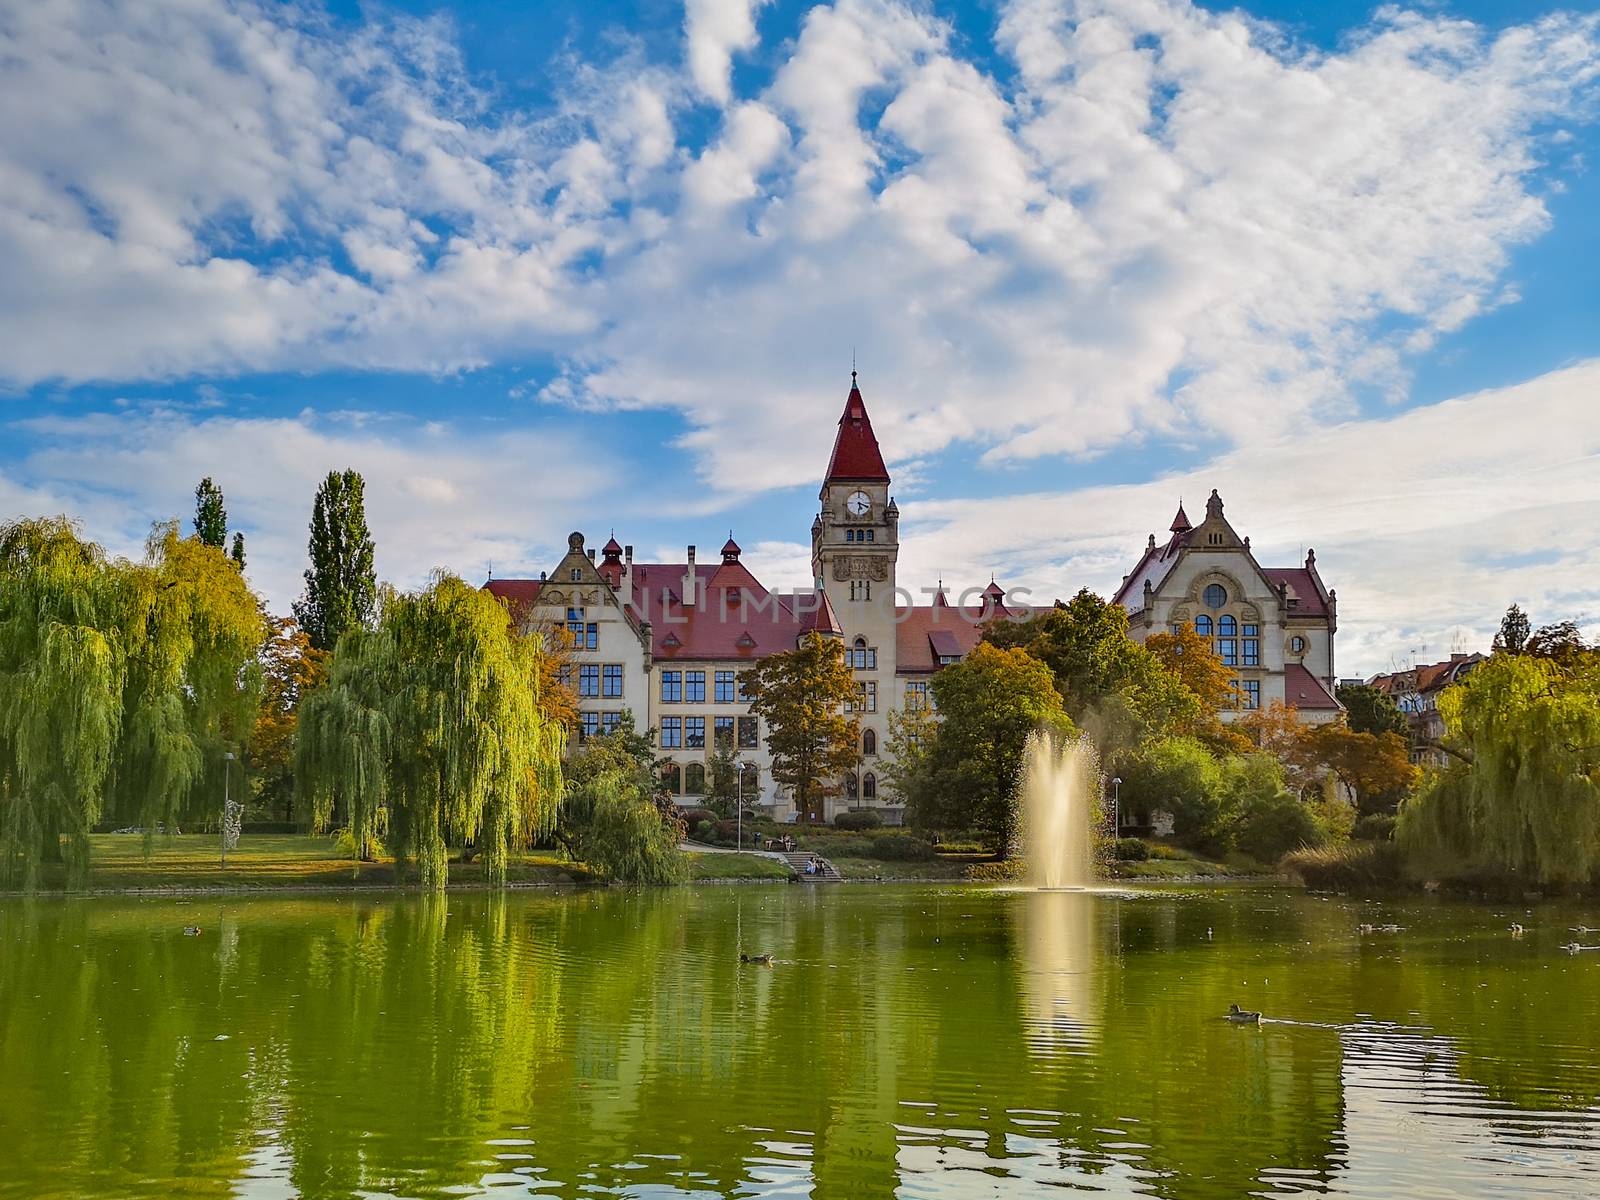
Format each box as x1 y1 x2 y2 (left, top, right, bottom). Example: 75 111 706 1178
1020 729 1102 889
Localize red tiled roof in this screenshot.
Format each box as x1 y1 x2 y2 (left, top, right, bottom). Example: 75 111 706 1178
1263 568 1329 617
824 381 890 483
629 562 840 660
1283 663 1340 710
483 578 543 620
895 604 988 673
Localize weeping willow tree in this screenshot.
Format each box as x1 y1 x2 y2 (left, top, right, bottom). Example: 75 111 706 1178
0 518 264 887
297 573 565 888
1399 652 1600 885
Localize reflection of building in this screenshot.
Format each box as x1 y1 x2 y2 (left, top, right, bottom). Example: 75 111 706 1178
1114 490 1341 723
1368 654 1484 764
486 377 1034 821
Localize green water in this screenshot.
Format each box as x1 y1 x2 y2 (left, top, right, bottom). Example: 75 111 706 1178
2 885 1598 1199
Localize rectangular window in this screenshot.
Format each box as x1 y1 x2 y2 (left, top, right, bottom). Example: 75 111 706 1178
660 670 682 703
686 716 705 748
1171 623 1184 635
847 646 878 670
866 530 875 542
1219 639 1237 667
578 711 600 742
660 717 682 748
714 716 734 750
601 711 621 735
578 664 600 697
603 664 624 697
1243 639 1260 667
556 663 573 688
854 680 877 713
906 681 929 710
566 607 584 638
737 716 758 749
584 623 598 650
738 673 755 703
846 529 856 542
685 670 706 703
1243 680 1261 710
714 670 736 703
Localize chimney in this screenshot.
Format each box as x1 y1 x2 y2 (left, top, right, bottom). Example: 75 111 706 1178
588 548 596 561
684 545 697 607
622 545 634 607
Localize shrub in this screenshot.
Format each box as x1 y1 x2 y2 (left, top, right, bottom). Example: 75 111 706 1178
681 808 717 830
1143 840 1193 861
333 828 384 859
715 819 742 844
964 859 1026 882
834 810 883 831
1113 838 1150 861
870 833 936 861
1284 841 1405 891
1353 813 1397 842
821 834 879 858
1233 793 1323 865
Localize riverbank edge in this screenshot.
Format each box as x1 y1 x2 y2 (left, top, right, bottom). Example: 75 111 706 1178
1 869 1283 899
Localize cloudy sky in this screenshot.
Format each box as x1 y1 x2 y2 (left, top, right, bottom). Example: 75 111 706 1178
3 0 1598 676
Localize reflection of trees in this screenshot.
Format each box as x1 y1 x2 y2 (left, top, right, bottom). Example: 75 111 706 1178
1 890 1598 1198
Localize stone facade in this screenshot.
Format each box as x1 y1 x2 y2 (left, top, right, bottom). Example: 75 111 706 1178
1113 490 1342 723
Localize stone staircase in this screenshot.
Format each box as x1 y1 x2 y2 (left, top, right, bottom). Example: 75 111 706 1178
781 852 843 882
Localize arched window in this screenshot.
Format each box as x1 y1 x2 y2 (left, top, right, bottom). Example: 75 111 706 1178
661 763 681 795
1219 615 1236 636
1204 583 1228 609
862 773 877 801
685 762 706 794
863 728 877 756
1195 614 1213 638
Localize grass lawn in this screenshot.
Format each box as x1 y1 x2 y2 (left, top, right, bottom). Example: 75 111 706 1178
831 855 978 881
687 852 794 881
26 833 597 893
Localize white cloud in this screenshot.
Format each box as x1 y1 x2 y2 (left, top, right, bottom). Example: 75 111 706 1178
685 0 770 105
5 406 614 615
2 0 1593 497
894 359 1600 675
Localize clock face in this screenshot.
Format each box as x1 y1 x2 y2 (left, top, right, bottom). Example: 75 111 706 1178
846 491 871 517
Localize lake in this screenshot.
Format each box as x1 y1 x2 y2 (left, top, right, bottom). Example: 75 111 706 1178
2 884 1598 1198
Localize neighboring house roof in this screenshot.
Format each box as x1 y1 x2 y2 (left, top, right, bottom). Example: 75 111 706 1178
824 377 891 483
482 578 544 619
893 598 1052 673
1370 654 1484 698
1283 663 1340 710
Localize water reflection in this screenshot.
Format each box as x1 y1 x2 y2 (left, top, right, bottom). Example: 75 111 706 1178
1013 888 1106 1055
1 888 1598 1199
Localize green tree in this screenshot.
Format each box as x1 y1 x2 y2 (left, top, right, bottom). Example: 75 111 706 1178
1335 683 1408 738
985 589 1200 755
561 713 685 883
1494 603 1531 655
704 746 740 817
193 478 227 548
293 469 377 653
1399 651 1600 885
297 573 565 888
916 642 1073 852
743 632 860 822
1118 736 1227 842
878 700 939 816
230 531 246 571
0 518 264 887
1227 754 1323 863
250 618 327 824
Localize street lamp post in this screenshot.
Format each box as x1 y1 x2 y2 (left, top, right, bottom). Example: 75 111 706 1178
737 764 744 851
1112 776 1123 842
221 751 237 867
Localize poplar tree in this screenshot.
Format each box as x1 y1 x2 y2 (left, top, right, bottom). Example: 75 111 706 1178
231 532 246 571
297 573 565 888
194 478 228 548
293 469 377 652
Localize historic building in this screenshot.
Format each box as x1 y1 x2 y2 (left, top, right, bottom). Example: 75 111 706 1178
1368 653 1485 765
1113 490 1342 723
487 377 1341 819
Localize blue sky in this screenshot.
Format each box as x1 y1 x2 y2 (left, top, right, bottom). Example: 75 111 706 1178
3 0 1599 675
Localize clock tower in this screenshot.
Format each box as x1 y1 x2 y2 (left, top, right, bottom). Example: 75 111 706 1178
812 373 899 817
